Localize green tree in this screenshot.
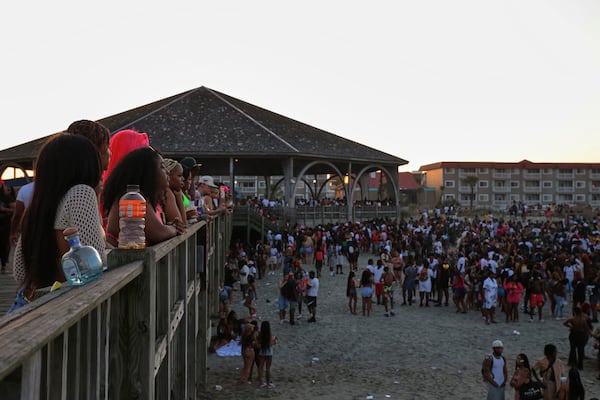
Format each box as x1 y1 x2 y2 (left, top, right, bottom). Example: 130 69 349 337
461 175 479 210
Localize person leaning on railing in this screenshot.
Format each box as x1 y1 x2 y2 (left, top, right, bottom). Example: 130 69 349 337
102 147 185 248
9 133 107 314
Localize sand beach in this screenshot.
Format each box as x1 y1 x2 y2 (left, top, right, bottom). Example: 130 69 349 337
202 253 600 400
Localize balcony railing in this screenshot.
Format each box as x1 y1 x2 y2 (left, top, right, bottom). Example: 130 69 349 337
557 187 575 193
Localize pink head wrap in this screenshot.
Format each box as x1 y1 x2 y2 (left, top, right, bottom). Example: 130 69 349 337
102 129 150 183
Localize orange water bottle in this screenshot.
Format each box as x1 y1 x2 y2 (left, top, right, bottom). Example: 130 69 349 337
118 184 146 249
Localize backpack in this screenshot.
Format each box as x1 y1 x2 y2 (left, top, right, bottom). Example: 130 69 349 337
481 354 506 381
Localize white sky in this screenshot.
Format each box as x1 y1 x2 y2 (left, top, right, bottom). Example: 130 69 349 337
1 1 599 172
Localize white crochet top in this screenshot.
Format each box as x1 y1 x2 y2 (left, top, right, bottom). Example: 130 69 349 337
13 184 107 285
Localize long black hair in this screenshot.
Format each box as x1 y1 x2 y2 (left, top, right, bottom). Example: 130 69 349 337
568 367 585 400
22 133 101 288
258 320 272 352
102 147 164 216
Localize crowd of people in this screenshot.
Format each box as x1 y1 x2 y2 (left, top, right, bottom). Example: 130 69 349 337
218 207 600 396
5 120 232 314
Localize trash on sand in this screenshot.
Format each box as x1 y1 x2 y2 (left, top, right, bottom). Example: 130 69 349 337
366 396 374 400
215 385 223 391
513 330 520 335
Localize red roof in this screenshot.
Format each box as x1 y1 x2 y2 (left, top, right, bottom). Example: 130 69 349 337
398 172 422 189
366 171 422 190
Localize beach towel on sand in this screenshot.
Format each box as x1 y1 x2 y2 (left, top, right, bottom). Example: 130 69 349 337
215 340 242 357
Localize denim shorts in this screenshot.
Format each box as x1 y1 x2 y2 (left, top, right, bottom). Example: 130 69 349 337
361 286 373 298
278 296 289 310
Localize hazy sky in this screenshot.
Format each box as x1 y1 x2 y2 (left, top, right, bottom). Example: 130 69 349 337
1 1 599 172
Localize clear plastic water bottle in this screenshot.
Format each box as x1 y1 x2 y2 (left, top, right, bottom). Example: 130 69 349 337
61 228 103 285
118 184 146 249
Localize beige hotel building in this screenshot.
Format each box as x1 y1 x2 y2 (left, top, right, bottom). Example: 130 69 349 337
419 160 600 210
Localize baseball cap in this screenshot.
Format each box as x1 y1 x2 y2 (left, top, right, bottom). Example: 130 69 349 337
199 175 218 188
180 156 202 170
492 340 503 348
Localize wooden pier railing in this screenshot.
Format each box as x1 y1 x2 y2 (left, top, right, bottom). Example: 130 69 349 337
0 214 231 400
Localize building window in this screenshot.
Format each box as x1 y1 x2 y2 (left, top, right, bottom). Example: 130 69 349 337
557 194 573 202
478 180 488 188
444 180 455 188
510 181 520 188
258 181 266 189
542 194 553 202
558 168 573 174
494 194 506 201
478 194 489 202
575 181 585 189
576 168 585 174
528 169 540 174
460 168 476 174
575 194 585 202
478 168 488 174
460 194 471 202
543 181 552 188
525 194 540 202
543 168 552 174
525 180 540 188
445 168 455 174
509 194 520 202
444 194 455 200
558 180 573 188
592 168 600 174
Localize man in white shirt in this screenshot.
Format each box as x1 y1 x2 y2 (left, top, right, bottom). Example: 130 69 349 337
306 270 319 323
456 253 466 276
239 261 250 298
488 255 499 275
366 259 376 276
482 271 498 325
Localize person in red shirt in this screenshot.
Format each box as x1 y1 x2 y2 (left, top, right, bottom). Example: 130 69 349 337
314 244 324 278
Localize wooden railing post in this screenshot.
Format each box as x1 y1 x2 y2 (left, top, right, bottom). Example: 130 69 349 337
108 249 155 400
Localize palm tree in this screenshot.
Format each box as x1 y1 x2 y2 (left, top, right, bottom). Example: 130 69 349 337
461 175 479 210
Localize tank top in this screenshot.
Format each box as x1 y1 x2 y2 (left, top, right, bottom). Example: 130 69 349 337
491 355 505 385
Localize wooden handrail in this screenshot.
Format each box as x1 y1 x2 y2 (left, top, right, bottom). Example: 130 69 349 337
0 214 232 399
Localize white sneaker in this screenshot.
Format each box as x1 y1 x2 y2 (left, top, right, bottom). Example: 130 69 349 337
297 314 302 319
